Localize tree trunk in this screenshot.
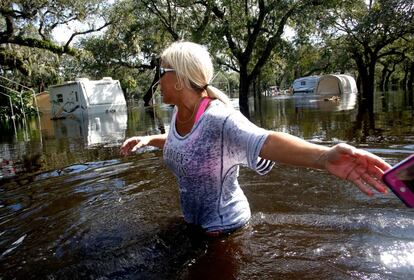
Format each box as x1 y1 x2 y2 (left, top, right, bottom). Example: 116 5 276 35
408 61 414 94
384 69 393 91
143 65 160 106
355 55 376 112
380 65 388 92
401 62 408 91
361 73 375 111
356 74 362 97
253 78 257 113
239 67 250 119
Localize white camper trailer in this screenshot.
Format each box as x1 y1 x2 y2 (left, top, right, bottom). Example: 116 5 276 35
292 76 320 94
315 74 358 95
49 77 126 119
315 74 358 111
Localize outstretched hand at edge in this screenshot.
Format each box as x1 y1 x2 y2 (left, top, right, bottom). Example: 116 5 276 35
320 143 392 196
120 136 151 156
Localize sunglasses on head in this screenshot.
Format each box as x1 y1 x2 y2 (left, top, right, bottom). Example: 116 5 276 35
159 67 175 77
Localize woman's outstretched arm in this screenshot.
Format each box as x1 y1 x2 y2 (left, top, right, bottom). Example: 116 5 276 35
260 131 391 196
120 133 167 156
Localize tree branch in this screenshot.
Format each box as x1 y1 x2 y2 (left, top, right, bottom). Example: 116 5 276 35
249 1 303 80
7 36 78 56
210 5 242 61
243 0 266 60
142 0 180 40
216 57 239 72
64 21 112 49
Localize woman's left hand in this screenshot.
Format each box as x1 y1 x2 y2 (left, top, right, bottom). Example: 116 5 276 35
321 143 392 196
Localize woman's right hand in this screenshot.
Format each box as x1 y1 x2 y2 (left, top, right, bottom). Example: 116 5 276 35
120 136 151 156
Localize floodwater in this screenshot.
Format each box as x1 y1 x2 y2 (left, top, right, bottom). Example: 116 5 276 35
1 91 414 279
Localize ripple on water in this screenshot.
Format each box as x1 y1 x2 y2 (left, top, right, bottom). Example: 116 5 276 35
242 210 414 278
33 159 122 182
1 234 27 257
379 241 414 273
251 211 414 239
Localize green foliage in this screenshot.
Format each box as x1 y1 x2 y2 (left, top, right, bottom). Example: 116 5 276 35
0 0 111 119
1 0 413 120
319 0 414 98
0 0 110 76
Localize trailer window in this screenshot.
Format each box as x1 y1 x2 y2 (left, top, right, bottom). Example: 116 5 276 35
57 94 63 103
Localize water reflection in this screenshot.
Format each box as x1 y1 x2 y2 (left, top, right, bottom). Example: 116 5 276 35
290 90 357 111
41 111 127 147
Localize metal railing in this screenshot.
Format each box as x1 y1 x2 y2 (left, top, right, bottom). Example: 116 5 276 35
0 91 18 139
0 76 42 142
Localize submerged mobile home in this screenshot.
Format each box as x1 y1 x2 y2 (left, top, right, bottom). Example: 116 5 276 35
315 74 358 95
292 76 320 94
49 77 126 119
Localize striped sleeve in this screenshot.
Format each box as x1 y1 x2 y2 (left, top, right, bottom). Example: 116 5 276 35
256 156 275 175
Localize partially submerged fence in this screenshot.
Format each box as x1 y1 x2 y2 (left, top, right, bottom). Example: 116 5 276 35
0 76 41 141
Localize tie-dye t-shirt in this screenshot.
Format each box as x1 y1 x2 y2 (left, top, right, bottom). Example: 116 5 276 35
163 100 274 232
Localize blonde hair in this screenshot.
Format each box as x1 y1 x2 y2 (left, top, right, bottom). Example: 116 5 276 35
160 41 232 107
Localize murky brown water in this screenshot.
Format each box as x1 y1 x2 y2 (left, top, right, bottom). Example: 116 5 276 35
1 91 414 279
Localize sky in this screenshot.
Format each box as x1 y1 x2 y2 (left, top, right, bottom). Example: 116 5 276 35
52 22 88 44
52 0 115 44
52 18 111 45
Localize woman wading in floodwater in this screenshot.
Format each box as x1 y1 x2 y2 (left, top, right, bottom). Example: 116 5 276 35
120 41 391 237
